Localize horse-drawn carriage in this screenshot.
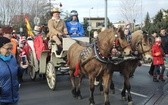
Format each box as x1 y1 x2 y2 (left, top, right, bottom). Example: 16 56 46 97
25 35 89 90
20 25 154 105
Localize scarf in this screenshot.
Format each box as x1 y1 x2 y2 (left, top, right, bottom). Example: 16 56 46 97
0 54 12 61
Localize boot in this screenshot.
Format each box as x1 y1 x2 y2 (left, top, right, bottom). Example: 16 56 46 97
137 61 142 66
153 78 159 82
153 75 159 82
159 74 165 82
48 40 52 49
56 44 63 55
148 71 153 76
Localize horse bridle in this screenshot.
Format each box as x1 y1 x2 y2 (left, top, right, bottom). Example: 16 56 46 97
135 39 151 61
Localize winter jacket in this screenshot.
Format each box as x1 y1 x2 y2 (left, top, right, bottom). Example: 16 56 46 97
152 44 165 65
0 56 20 103
160 35 168 54
47 18 68 38
66 21 84 37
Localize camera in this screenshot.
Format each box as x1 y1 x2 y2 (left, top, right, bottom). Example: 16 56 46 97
21 55 27 65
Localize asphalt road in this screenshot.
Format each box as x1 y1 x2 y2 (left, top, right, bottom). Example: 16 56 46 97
18 65 168 105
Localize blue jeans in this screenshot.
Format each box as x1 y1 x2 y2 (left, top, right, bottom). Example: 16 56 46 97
0 102 18 105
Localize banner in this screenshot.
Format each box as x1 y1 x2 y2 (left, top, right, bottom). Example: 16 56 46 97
25 17 34 36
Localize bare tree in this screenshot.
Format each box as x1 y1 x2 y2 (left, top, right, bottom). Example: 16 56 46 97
120 0 141 23
0 0 48 26
0 0 21 25
23 0 49 24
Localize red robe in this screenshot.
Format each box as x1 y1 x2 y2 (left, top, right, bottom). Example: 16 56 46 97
34 34 48 60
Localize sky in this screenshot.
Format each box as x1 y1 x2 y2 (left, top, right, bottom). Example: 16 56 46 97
50 0 168 24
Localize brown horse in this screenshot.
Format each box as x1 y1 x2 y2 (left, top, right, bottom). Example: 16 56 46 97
99 30 153 105
67 27 132 105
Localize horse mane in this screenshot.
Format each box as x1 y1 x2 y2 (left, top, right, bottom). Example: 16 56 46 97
131 30 143 48
142 31 149 43
96 28 116 55
98 28 115 40
131 30 143 40
117 27 125 39
98 28 117 43
133 30 150 43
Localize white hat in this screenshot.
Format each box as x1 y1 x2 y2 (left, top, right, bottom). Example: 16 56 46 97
155 37 161 42
70 10 78 16
101 27 106 32
34 26 40 32
93 31 98 38
12 30 16 33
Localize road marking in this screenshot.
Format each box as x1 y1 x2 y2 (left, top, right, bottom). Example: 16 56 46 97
118 89 148 98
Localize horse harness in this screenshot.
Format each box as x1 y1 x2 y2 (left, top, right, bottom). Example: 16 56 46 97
80 37 136 66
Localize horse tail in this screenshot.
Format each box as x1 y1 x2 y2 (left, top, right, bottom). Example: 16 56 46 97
67 48 71 66
74 61 80 77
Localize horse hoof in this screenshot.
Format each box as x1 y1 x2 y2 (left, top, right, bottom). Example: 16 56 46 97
89 103 95 105
100 91 103 95
105 101 110 105
77 95 83 100
128 101 133 105
72 94 77 98
110 90 115 94
122 97 127 101
89 100 95 105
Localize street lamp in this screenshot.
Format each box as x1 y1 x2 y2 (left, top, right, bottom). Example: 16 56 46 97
89 7 93 26
133 19 136 31
88 7 93 43
105 0 108 28
140 0 143 29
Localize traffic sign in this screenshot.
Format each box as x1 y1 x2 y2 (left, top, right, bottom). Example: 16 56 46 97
87 26 92 31
34 17 40 25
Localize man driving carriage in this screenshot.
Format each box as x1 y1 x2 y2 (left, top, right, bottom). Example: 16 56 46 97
47 7 68 54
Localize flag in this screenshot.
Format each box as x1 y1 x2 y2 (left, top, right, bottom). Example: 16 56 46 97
24 17 34 36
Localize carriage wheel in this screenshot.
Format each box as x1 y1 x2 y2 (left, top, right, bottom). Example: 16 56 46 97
46 62 56 90
28 50 36 80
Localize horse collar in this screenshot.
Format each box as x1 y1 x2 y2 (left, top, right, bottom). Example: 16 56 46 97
93 41 112 63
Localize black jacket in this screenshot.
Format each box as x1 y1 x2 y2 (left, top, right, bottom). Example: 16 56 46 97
160 34 168 54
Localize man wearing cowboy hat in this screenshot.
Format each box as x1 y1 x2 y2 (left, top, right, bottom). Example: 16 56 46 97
47 7 68 54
